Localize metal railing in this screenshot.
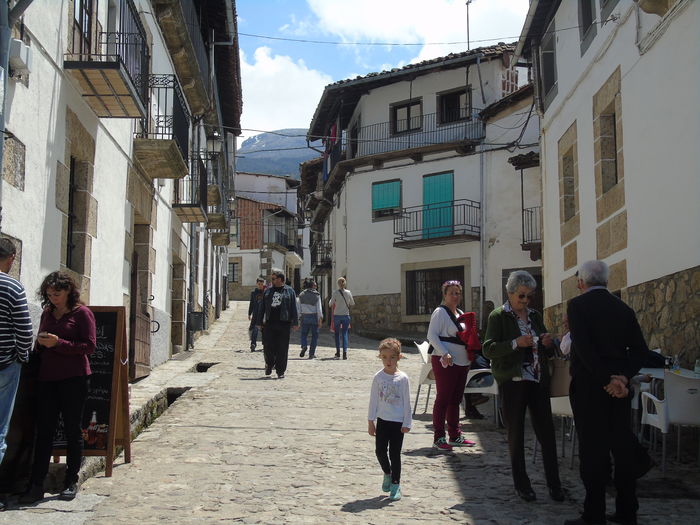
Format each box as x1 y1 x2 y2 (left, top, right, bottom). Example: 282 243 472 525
69 0 149 108
180 0 210 95
522 206 542 244
175 156 207 208
311 240 333 268
348 111 484 159
263 225 289 248
135 75 190 159
394 199 481 243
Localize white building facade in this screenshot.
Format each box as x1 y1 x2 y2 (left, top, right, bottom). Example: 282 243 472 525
227 172 303 299
516 0 700 361
0 0 241 378
304 45 543 337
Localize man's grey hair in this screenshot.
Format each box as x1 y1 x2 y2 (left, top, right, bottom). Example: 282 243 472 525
505 270 537 294
578 260 609 287
0 238 16 259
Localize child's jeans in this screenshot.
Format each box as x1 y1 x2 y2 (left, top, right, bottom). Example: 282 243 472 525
375 418 404 484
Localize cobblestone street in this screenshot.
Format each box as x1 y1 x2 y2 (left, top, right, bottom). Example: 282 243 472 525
2 302 699 524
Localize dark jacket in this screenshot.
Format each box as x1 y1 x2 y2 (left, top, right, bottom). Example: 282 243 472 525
483 306 555 386
248 288 264 326
567 288 648 388
262 285 298 325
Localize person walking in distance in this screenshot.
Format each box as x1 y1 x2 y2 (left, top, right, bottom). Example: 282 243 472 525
0 239 32 510
368 338 411 501
329 277 354 359
564 260 649 525
261 269 298 379
297 278 323 359
247 277 265 352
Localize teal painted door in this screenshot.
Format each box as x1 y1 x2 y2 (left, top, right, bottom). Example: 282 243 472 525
423 172 453 238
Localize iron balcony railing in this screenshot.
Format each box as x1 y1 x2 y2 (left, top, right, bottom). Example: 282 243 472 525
348 111 484 159
263 225 290 248
135 74 190 158
175 156 207 208
394 199 481 243
311 240 333 268
522 206 542 244
181 0 210 96
69 0 149 108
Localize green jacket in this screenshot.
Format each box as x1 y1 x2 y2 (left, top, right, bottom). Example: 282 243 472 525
482 306 555 386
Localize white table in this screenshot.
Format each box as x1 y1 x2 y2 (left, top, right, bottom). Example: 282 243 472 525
640 367 698 380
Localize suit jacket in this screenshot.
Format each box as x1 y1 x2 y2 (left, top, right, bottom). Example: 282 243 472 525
567 288 648 388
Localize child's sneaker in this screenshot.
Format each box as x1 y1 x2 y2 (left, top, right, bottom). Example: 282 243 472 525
432 437 453 451
448 434 477 447
389 483 402 501
382 473 391 492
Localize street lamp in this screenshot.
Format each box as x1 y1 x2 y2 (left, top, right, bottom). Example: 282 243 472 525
466 0 476 51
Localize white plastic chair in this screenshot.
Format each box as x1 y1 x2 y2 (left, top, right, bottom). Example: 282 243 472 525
533 396 577 468
464 368 500 425
412 341 435 414
641 370 700 474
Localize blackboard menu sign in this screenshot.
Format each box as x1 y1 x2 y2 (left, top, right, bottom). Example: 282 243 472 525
52 306 131 476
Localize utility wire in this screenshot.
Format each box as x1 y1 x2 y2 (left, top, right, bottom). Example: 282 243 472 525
237 16 619 48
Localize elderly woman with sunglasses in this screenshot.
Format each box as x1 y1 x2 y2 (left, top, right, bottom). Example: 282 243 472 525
483 270 565 503
426 280 476 451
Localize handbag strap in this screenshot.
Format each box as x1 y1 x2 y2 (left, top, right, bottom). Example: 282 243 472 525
338 289 350 309
439 304 462 331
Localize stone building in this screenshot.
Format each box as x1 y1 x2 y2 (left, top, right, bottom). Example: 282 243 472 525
0 0 241 379
302 45 542 338
515 0 700 365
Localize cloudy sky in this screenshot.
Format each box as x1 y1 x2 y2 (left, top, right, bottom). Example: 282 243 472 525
236 0 530 141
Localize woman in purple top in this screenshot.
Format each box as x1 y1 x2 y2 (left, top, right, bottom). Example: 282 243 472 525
20 272 95 504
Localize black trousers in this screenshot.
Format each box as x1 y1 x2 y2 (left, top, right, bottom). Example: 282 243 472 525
30 376 89 487
571 375 638 522
499 379 561 492
375 418 404 484
262 322 291 376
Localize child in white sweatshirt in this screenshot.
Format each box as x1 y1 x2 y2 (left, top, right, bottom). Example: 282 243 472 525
368 338 412 501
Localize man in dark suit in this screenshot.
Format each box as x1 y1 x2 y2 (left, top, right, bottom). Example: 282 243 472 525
564 260 649 525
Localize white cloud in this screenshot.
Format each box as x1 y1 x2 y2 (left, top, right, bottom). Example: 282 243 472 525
239 47 333 140
304 0 529 63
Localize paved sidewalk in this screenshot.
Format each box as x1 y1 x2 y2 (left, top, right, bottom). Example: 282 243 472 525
2 302 699 524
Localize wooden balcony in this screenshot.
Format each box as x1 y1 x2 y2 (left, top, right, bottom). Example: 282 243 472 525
64 0 148 118
522 206 542 261
393 199 480 249
173 157 207 223
133 75 189 180
310 240 333 275
211 231 231 246
152 0 210 117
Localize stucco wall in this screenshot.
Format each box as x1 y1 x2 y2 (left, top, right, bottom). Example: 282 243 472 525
539 0 700 306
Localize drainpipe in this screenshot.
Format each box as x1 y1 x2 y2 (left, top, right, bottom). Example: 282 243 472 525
0 0 33 230
478 142 486 329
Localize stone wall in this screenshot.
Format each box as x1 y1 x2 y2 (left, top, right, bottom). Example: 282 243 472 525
350 288 488 340
544 265 700 368
352 293 428 338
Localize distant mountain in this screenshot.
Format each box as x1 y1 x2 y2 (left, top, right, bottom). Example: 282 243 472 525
235 128 321 178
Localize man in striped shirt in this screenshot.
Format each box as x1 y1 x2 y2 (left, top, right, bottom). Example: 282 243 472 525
0 238 32 482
